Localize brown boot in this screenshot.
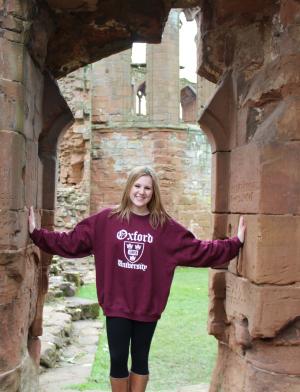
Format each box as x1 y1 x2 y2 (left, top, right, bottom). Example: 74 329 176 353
129 371 149 392
110 376 129 392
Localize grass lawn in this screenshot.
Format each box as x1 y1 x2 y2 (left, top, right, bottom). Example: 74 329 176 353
72 267 217 391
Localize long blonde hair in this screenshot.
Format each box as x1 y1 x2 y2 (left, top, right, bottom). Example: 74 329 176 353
110 166 170 228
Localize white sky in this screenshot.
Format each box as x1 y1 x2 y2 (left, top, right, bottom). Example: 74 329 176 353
132 12 197 83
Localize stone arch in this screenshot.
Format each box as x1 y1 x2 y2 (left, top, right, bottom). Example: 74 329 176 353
1 1 300 391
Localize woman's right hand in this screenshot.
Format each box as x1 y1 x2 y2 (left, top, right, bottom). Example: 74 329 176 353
28 206 36 234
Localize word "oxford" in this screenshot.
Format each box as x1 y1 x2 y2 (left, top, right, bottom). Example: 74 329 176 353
116 229 153 243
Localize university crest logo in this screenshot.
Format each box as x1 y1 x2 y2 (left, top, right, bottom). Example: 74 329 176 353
124 241 144 263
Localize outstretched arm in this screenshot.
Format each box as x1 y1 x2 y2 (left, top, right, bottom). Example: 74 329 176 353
28 206 94 258
168 216 246 268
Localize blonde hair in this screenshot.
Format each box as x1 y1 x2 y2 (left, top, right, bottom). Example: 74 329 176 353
110 166 170 228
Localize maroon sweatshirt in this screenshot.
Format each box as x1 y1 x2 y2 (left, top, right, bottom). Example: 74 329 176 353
30 208 242 322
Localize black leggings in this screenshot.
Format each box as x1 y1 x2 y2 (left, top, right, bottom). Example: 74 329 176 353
106 317 157 378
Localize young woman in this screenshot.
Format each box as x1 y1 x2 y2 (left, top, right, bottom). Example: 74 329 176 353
29 166 246 392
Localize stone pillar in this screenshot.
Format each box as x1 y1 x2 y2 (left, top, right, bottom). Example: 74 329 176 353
146 9 180 124
0 2 73 390
91 50 132 124
197 1 300 391
0 2 43 390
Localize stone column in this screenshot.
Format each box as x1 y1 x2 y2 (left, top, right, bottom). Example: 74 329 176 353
91 50 132 124
197 1 300 391
0 2 73 390
146 9 180 124
0 2 43 390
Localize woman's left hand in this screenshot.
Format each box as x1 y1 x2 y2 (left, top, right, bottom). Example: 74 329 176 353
237 216 246 244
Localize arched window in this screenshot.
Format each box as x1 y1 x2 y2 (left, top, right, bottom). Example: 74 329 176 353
136 82 146 115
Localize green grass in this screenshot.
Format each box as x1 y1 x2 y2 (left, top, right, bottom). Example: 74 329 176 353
71 268 217 391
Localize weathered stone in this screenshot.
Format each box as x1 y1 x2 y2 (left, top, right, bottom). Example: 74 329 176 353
91 127 211 239
225 271 300 338
210 343 300 392
40 341 59 368
64 297 99 321
59 282 76 297
211 151 230 213
228 142 300 215
0 131 25 210
213 213 300 285
0 366 21 392
0 38 24 82
0 210 29 250
19 353 39 392
0 81 24 132
23 51 44 141
62 271 82 287
246 340 300 375
43 0 178 78
207 269 227 340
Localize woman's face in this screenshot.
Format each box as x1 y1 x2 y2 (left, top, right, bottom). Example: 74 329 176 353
129 175 153 214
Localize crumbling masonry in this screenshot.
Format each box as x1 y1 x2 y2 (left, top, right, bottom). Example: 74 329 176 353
0 1 299 391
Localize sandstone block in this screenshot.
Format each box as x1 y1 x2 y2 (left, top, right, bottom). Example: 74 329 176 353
0 210 28 250
0 130 25 210
0 38 24 82
228 142 300 214
213 213 300 285
24 141 39 208
210 343 300 392
246 341 300 375
225 271 300 338
207 269 227 340
211 151 230 213
0 79 24 131
0 289 32 372
23 52 44 140
244 362 300 392
242 54 300 106
209 343 247 392
246 97 300 145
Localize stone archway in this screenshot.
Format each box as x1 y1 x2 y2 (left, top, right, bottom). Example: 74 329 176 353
0 1 299 391
197 2 300 391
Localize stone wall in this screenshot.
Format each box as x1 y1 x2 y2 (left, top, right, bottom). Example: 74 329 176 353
0 2 56 390
197 1 300 391
56 67 91 230
91 126 211 238
89 10 213 238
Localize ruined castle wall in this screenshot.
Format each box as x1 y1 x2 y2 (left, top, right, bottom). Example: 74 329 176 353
56 67 91 230
89 10 212 238
0 1 51 390
197 1 300 390
91 126 211 238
